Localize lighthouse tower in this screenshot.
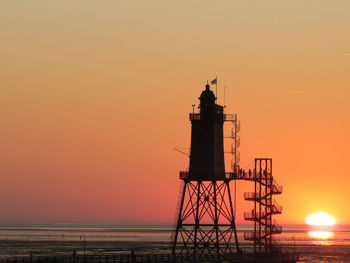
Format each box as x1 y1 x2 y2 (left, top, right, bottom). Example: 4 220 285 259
172 84 240 257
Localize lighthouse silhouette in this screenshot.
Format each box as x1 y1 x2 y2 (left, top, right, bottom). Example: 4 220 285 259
189 83 226 181
172 83 240 257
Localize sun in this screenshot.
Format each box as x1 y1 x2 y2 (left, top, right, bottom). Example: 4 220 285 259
306 212 335 226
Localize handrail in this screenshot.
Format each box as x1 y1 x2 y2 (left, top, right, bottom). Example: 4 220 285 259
223 114 235 121
179 171 189 179
189 113 235 121
189 113 200 120
244 208 282 220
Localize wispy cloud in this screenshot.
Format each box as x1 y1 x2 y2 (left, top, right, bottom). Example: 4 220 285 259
344 54 350 56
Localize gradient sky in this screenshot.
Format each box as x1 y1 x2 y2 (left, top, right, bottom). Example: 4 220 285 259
1 1 349 225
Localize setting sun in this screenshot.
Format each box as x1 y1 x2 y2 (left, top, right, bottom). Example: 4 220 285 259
306 213 335 226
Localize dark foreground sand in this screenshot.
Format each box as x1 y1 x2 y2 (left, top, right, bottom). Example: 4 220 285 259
1 240 350 262
0 240 171 259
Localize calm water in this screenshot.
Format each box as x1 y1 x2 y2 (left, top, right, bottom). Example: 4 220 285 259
0 224 349 262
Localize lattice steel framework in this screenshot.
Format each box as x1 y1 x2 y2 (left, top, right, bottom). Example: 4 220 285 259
172 180 240 257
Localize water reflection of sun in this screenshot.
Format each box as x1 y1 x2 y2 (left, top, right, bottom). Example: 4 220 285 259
307 231 334 245
308 231 334 239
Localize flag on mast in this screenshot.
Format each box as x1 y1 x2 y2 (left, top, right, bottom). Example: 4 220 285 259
211 76 218 99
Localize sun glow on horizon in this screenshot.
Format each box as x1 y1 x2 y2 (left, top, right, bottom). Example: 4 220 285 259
306 213 335 226
308 231 334 239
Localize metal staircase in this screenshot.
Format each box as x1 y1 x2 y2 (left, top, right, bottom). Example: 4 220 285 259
243 158 282 254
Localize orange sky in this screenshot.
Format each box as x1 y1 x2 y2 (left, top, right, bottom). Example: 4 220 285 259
0 1 349 225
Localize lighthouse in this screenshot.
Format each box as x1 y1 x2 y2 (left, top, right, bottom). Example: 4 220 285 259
172 84 240 257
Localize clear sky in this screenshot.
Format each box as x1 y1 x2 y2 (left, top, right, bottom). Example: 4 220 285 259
0 1 349 225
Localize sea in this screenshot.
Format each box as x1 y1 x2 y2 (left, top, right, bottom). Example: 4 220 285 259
0 224 349 262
